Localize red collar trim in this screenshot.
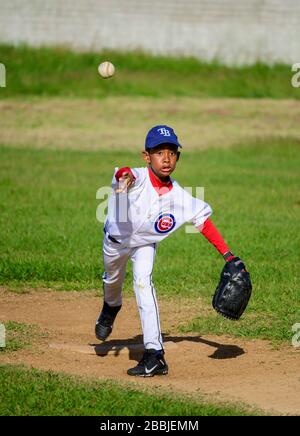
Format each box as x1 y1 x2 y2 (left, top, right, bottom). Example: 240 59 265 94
148 167 173 195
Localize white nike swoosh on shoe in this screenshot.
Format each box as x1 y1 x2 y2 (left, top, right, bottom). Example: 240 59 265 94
145 364 158 374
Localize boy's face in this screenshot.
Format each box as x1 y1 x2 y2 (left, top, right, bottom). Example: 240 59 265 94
142 144 180 180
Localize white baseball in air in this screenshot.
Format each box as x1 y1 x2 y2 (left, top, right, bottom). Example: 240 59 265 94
98 61 115 79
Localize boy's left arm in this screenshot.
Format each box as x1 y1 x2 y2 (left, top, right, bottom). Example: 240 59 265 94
197 218 235 263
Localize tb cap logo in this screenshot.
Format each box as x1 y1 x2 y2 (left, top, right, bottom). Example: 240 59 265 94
157 128 171 137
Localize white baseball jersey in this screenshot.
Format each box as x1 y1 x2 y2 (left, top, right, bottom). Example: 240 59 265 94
104 167 212 247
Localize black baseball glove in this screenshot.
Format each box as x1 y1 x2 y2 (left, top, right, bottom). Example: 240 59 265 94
212 257 252 320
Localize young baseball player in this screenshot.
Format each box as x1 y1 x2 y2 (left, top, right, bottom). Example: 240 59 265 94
95 125 241 377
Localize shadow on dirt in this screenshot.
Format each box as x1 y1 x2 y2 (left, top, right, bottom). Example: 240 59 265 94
90 334 245 361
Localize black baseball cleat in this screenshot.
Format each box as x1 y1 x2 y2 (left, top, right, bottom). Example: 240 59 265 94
127 349 168 377
95 301 121 341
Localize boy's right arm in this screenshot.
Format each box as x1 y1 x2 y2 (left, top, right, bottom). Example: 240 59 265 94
114 167 136 193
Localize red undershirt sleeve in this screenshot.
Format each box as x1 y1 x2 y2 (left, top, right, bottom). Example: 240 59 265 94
197 218 234 260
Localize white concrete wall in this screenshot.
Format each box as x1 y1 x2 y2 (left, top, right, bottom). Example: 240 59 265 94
0 0 300 65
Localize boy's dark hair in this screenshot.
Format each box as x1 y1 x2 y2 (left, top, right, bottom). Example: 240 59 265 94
146 146 181 161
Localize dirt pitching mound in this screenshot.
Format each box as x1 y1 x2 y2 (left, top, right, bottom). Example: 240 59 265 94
0 288 299 415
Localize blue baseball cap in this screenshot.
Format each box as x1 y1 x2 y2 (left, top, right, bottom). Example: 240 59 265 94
145 125 183 150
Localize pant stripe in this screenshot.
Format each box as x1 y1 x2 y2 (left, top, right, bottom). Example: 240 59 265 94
149 243 163 351
150 283 163 350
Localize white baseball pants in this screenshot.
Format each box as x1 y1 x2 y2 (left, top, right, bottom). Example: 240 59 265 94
102 233 164 351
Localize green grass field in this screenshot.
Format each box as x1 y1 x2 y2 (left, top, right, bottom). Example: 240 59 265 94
0 46 299 416
0 365 259 416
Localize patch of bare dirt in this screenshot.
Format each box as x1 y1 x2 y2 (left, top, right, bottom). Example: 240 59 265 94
0 288 299 415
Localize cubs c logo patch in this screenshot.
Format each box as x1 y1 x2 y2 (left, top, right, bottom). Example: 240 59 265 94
154 213 176 233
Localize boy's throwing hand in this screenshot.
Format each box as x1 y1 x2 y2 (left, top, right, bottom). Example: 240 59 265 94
115 171 135 193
